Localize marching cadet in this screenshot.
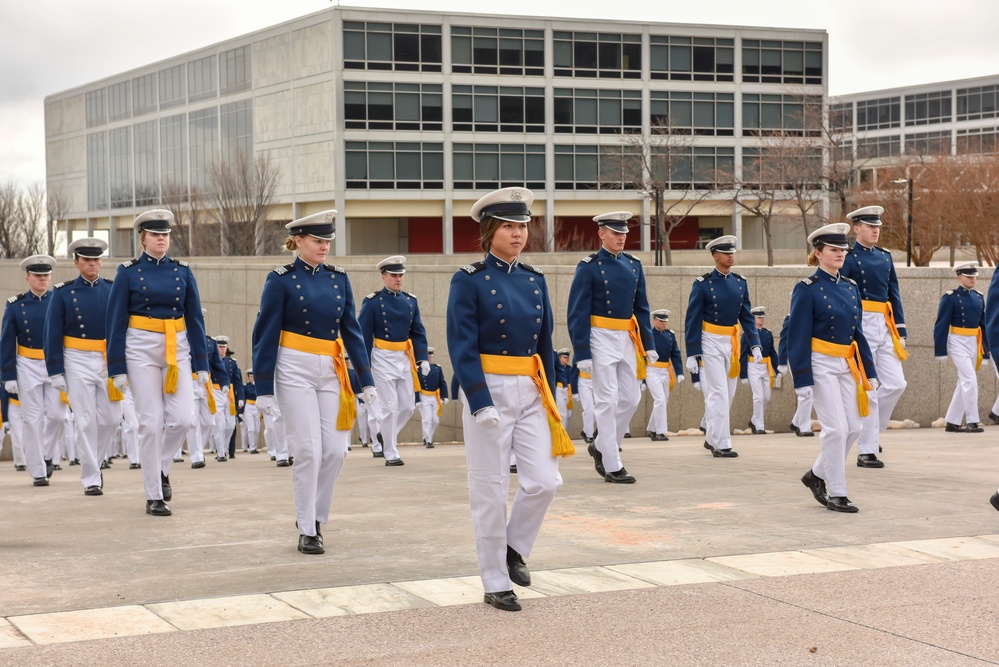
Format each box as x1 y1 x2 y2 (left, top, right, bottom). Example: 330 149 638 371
840 205 907 468
2 254 65 487
567 211 654 484
740 306 777 435
684 236 761 458
447 186 570 613
417 347 449 448
792 223 877 513
776 314 814 437
645 309 684 441
242 369 260 453
252 210 375 555
43 237 123 496
187 318 227 468
210 336 237 461
107 210 208 516
358 255 430 466
221 341 245 459
934 262 989 433
554 348 573 429
263 395 290 467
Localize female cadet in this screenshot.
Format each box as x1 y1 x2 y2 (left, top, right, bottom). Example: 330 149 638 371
107 210 209 517
446 187 573 612
251 211 375 556
790 223 877 514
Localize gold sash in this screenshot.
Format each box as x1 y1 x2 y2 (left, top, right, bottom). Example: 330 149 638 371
590 315 647 380
811 338 872 416
702 322 741 378
862 300 909 361
128 315 186 393
950 325 985 371
279 330 356 430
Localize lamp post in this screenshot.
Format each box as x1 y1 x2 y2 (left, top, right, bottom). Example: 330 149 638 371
651 185 663 267
893 177 913 267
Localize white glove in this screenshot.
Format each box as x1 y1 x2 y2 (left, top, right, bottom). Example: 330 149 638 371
692 382 701 392
676 375 685 384
50 374 67 392
112 375 128 393
751 346 763 363
936 356 948 363
982 359 990 369
645 350 659 365
196 371 210 387
685 356 700 376
777 365 788 375
795 386 813 400
899 337 907 349
869 378 880 391
443 397 450 404
221 384 230 393
576 359 593 374
238 400 245 409
363 386 377 406
740 378 749 385
256 395 276 417
4 380 17 395
640 382 646 393
419 360 431 376
474 406 501 430
572 393 580 400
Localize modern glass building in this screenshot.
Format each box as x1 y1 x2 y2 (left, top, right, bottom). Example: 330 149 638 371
44 7 828 257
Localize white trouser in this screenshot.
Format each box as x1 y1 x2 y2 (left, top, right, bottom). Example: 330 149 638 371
186 381 204 463
591 327 641 472
263 405 289 461
356 401 371 444
419 393 440 443
371 347 416 460
8 401 24 466
858 312 907 455
645 366 672 435
700 331 738 450
212 387 231 456
747 361 772 431
462 373 562 593
120 387 139 464
125 328 194 500
16 355 68 479
576 376 595 438
791 375 815 434
555 386 569 428
242 403 260 451
62 411 77 462
275 347 349 537
811 352 862 498
65 348 122 488
945 334 981 425
991 363 999 416
196 382 214 454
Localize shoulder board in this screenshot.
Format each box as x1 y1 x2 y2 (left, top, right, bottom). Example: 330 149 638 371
459 261 487 275
54 282 67 289
945 290 954 295
103 277 113 284
172 259 189 268
120 259 138 269
579 253 599 264
7 292 24 304
731 271 746 280
403 291 417 299
520 262 543 275
324 264 346 274
696 272 712 282
272 263 296 276
800 277 817 286
973 289 984 296
622 251 640 262
365 292 378 300
843 276 857 286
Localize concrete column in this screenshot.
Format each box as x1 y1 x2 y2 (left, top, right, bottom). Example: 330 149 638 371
733 202 743 249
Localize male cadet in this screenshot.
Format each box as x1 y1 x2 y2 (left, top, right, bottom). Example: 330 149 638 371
684 235 761 458
358 255 430 466
934 262 989 433
777 313 814 437
2 255 68 486
840 205 907 468
567 211 655 484
241 369 260 453
740 306 778 434
210 335 237 461
43 238 122 496
645 309 684 441
554 348 573 429
417 347 449 448
219 340 245 458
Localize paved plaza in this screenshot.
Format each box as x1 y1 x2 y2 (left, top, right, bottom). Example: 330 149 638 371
1 427 999 666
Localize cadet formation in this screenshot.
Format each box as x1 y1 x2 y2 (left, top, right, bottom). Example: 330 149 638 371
3 192 999 614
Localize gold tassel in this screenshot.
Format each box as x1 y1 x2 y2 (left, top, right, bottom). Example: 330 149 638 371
207 386 217 415
228 385 236 416
337 387 356 431
893 338 910 361
164 364 179 394
636 352 647 381
60 390 70 405
107 378 124 402
549 414 575 458
857 384 870 417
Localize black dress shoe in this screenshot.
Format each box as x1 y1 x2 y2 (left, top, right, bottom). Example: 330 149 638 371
160 473 172 501
945 422 967 433
52 464 62 471
703 441 714 452
509 465 517 474
989 412 999 425
69 459 80 466
276 459 291 467
748 421 765 435
483 590 521 611
605 468 636 484
587 442 605 477
216 455 227 462
712 448 739 458
698 425 706 434
651 433 668 442
129 463 142 470
376 433 384 446
45 459 54 478
84 486 103 496
990 492 999 512
173 457 183 463
826 496 859 513
14 465 26 472
270 455 277 461
800 430 815 437
250 450 260 454
372 450 384 458
857 454 884 468
645 430 655 438
425 441 435 449
966 422 984 433
623 432 632 438
191 461 205 469
507 546 531 587
146 499 172 516
33 477 49 487
789 423 801 436
800 470 828 507
385 458 405 466
298 534 324 555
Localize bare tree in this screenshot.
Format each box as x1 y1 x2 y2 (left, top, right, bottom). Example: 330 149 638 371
163 181 209 257
0 180 46 258
45 184 71 256
206 149 281 256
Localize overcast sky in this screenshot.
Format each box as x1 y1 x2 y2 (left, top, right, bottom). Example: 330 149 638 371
2 0 997 187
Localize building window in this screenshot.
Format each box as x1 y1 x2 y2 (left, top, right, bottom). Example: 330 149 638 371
451 27 544 76
553 88 642 134
188 55 218 102
132 73 158 116
344 81 443 131
220 45 251 95
87 132 108 210
159 64 186 109
86 89 107 128
657 146 735 189
221 100 252 164
160 114 187 196
742 40 823 85
742 94 822 136
742 146 822 189
553 31 642 79
555 144 644 190
452 85 544 133
905 130 951 155
650 91 734 136
109 127 133 209
957 85 999 121
905 91 951 126
134 120 158 207
649 36 734 82
856 97 900 130
829 102 852 132
108 81 131 122
857 135 900 160
189 108 218 191
343 21 442 72
452 143 545 190
345 142 444 189
957 127 999 154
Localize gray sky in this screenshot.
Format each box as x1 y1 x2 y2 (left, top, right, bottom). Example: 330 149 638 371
2 0 997 187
